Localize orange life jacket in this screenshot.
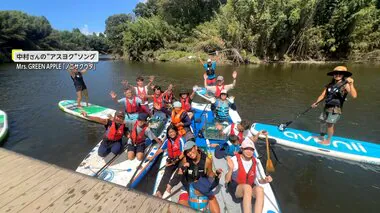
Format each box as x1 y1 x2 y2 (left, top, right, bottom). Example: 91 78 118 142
171 109 186 135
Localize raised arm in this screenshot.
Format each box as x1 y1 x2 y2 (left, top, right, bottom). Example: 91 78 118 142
80 63 92 74
67 67 75 78
345 77 357 98
162 84 173 96
203 73 208 88
198 56 205 66
146 76 155 88
189 90 196 100
214 51 220 63
109 91 119 104
81 111 108 125
121 80 134 90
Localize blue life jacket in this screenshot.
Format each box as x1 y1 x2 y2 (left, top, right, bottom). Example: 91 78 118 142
215 99 230 121
188 184 209 212
224 141 240 156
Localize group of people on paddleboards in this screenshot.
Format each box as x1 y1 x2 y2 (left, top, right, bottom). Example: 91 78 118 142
67 56 357 212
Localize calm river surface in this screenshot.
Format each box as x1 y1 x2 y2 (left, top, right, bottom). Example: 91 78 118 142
0 60 379 213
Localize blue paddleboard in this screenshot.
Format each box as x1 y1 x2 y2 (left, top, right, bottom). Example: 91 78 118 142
251 123 380 165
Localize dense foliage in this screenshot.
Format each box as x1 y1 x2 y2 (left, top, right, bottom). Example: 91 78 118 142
0 11 110 62
2 0 379 63
117 0 380 62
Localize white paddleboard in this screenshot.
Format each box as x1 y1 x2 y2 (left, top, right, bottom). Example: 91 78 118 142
0 110 8 142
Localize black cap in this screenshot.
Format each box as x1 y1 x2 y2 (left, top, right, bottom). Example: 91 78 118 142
137 113 148 121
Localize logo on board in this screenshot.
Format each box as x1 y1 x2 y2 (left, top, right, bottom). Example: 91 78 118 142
283 131 367 153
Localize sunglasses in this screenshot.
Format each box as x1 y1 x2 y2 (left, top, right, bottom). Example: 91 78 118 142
242 147 255 151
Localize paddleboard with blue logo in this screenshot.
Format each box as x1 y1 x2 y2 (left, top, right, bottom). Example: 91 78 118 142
0 110 9 143
251 123 380 165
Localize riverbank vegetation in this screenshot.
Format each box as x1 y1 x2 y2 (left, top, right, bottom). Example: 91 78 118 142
0 11 110 62
109 0 380 63
1 0 380 63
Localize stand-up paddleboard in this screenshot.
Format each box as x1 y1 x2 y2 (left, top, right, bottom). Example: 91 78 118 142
59 100 116 122
59 100 146 122
0 110 8 142
76 117 171 188
251 123 380 165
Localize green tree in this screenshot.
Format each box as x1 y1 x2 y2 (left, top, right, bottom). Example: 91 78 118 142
105 14 132 55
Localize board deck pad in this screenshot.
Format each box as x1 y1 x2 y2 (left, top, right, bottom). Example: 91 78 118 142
252 123 380 165
75 118 171 188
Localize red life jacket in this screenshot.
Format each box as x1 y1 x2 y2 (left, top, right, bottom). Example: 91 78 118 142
167 136 182 159
130 122 147 144
153 94 164 109
105 121 125 141
230 123 244 143
215 85 225 97
164 93 173 104
126 96 138 113
180 96 191 112
135 86 147 102
234 153 256 186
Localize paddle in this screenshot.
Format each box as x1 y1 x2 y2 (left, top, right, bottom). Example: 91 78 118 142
126 141 156 189
94 141 128 178
163 186 181 200
265 134 275 173
278 80 348 131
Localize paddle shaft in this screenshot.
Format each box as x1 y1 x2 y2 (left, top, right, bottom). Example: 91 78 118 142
94 140 128 177
281 80 348 129
127 141 156 188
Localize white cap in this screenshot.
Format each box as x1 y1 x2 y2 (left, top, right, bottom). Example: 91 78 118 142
173 101 182 108
241 140 255 149
207 59 212 63
220 89 227 94
216 76 224 81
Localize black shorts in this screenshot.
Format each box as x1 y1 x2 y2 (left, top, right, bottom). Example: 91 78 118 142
75 84 87 92
127 143 146 154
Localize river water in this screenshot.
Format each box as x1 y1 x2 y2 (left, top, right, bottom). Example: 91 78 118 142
0 60 379 213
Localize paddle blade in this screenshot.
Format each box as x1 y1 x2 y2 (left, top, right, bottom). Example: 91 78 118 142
266 159 275 173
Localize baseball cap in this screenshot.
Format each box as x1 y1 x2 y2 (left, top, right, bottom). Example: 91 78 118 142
241 140 255 149
173 101 182 108
184 140 196 151
216 76 224 81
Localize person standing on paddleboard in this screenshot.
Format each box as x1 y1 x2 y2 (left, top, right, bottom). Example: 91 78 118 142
199 51 219 86
311 66 357 145
81 111 129 157
67 64 91 107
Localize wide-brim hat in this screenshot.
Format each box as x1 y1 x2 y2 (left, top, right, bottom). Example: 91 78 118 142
214 145 227 159
327 66 352 77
